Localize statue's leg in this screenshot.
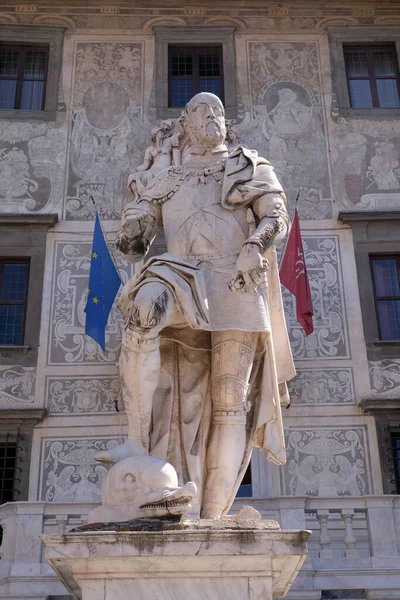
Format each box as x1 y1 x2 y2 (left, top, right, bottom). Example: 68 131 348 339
201 330 258 519
96 282 178 463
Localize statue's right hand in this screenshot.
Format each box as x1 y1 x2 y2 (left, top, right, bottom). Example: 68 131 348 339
122 203 149 236
116 204 156 260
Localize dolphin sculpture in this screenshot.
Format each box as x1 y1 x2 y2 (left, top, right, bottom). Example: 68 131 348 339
88 446 197 523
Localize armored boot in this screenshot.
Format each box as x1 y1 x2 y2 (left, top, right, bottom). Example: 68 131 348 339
95 331 161 464
201 413 248 519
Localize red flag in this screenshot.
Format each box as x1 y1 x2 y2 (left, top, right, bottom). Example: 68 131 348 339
280 209 314 335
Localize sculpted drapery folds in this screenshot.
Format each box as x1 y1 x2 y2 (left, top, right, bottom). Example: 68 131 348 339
102 93 295 519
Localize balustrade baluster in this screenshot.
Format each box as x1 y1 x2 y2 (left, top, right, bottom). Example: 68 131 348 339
316 509 333 558
341 509 359 558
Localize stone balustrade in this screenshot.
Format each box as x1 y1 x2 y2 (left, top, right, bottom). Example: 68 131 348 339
0 497 400 599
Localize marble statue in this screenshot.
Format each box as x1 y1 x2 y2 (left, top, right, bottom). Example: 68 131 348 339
89 447 197 522
101 92 294 520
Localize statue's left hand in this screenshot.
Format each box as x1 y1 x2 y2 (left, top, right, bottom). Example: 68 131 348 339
229 243 268 295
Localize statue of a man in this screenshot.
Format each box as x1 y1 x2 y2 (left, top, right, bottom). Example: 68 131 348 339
107 92 295 519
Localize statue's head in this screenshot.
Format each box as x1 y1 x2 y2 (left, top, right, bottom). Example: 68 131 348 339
183 92 226 149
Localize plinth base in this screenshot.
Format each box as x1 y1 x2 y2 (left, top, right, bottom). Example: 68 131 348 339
42 518 310 600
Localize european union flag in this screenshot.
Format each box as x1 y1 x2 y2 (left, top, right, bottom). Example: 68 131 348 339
85 213 122 351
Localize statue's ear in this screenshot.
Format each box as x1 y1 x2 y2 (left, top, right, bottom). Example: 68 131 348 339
123 473 137 483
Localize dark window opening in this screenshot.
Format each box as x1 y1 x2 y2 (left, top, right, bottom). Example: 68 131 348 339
344 44 400 108
0 435 18 504
370 256 400 340
387 428 400 494
0 259 30 345
236 463 252 497
0 44 49 110
168 46 223 107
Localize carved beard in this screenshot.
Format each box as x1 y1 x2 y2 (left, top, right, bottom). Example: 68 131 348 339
186 119 226 149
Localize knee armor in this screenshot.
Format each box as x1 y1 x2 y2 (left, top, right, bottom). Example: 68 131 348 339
125 285 171 334
212 375 251 424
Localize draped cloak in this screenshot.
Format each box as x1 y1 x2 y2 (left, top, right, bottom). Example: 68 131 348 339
119 147 295 515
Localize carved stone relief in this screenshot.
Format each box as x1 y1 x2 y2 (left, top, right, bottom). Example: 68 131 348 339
282 236 350 359
0 365 36 408
0 121 67 213
46 375 121 414
39 437 125 501
71 15 149 30
47 241 134 365
288 367 356 405
369 359 400 397
283 427 371 496
331 119 400 211
239 41 331 218
66 42 151 220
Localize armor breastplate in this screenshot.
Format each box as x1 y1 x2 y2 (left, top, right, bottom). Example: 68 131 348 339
161 174 249 259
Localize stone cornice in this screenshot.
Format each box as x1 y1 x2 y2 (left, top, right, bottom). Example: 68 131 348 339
361 397 400 414
1 1 400 26
0 409 46 425
0 214 58 229
338 211 400 224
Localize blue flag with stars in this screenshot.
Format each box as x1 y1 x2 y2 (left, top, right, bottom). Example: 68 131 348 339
85 213 122 351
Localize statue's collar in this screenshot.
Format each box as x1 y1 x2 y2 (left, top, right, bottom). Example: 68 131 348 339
187 144 228 155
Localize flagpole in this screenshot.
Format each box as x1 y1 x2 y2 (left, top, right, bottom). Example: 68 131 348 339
279 188 303 269
89 195 123 281
293 187 302 215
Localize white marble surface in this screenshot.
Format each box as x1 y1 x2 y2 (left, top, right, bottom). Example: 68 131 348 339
113 91 294 520
42 525 310 600
87 452 197 522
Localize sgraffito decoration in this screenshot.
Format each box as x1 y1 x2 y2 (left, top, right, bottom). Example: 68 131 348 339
41 437 124 502
284 428 371 496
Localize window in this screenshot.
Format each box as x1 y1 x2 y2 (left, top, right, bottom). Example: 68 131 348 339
0 260 29 345
168 46 223 107
390 429 400 494
370 256 400 340
0 26 65 119
0 44 49 111
155 27 236 119
339 212 400 360
0 435 18 504
344 45 400 108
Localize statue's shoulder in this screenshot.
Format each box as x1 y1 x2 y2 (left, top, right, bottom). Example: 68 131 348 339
137 167 186 205
227 146 271 168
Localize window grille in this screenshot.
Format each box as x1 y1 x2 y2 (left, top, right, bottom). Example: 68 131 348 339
168 46 223 107
344 44 400 108
388 429 400 494
0 44 49 110
0 433 21 504
0 259 30 345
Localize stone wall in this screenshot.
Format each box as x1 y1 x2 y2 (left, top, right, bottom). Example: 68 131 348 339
0 0 399 502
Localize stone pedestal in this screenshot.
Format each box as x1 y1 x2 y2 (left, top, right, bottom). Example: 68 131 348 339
42 519 310 600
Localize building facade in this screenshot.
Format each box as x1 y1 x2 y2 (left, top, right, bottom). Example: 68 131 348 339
0 1 400 598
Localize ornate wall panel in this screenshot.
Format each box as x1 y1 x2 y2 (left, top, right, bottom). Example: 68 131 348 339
0 121 67 214
65 41 151 220
239 40 332 219
369 359 400 397
47 240 134 365
282 425 372 496
288 367 356 405
0 365 36 408
283 235 350 359
46 375 121 414
38 436 125 501
331 118 400 211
